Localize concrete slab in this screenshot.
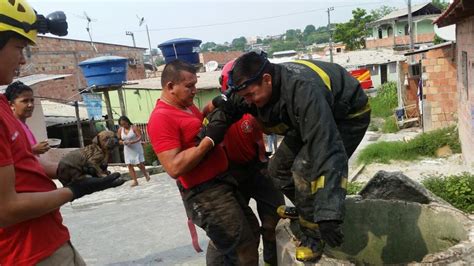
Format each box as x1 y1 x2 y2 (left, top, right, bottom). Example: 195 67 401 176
60 173 207 265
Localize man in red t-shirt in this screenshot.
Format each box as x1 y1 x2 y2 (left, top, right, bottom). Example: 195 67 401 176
0 2 124 265
204 60 285 265
147 60 259 265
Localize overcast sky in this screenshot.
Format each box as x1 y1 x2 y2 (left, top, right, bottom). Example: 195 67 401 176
30 0 433 50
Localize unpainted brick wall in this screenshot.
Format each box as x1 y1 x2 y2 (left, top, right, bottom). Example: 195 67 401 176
21 36 146 101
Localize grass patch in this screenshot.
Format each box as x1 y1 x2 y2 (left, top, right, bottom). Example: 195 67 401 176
369 82 398 118
347 182 365 195
422 173 474 213
143 143 160 166
357 126 460 165
381 116 399 133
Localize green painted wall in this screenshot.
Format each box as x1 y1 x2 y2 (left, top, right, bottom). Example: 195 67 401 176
370 20 434 39
102 87 221 124
416 19 435 34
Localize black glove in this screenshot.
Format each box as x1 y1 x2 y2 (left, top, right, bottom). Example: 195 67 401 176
66 172 124 201
297 223 325 262
196 109 229 146
318 220 344 247
211 95 239 118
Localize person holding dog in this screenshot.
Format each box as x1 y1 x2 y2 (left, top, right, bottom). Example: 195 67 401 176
118 115 150 187
5 81 50 155
0 1 124 265
147 59 260 265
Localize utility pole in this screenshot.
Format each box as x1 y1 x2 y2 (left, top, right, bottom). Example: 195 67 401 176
146 24 155 68
408 0 415 63
125 31 136 47
327 7 334 63
137 16 155 70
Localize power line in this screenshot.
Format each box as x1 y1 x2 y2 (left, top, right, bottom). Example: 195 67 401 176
134 1 396 33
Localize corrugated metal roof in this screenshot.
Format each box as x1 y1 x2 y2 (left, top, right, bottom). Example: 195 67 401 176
321 49 406 69
0 74 72 92
123 71 221 90
377 3 429 22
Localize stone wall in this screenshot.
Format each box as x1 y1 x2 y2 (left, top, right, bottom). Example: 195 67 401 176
22 36 146 101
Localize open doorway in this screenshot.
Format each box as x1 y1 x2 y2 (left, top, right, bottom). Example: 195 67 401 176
381 64 388 84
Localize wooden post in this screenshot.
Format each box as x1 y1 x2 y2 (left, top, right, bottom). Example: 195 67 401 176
117 87 127 116
74 101 84 148
102 89 121 163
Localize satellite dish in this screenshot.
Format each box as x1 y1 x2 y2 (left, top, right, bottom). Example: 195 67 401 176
434 24 456 41
205 61 219 72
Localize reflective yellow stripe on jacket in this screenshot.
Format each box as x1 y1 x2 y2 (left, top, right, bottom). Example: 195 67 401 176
293 60 370 119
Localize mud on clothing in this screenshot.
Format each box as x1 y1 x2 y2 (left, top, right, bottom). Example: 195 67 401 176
147 99 259 265
224 60 370 224
0 95 70 265
221 114 285 265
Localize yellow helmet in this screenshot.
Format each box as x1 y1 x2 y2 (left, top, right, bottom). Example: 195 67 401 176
0 0 37 44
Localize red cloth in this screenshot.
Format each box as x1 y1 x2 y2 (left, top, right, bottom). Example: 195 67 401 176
147 100 228 189
223 114 266 164
0 95 70 265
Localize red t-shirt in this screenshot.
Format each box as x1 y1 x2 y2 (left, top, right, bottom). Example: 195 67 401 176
0 95 70 266
223 114 267 164
147 100 228 189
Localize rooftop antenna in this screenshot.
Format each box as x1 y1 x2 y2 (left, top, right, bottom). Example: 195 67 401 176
75 11 98 52
137 15 155 71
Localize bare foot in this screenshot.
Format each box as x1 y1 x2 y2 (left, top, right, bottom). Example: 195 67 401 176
145 175 151 182
130 181 138 187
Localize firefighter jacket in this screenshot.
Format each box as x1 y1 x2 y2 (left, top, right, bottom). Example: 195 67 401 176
220 60 369 223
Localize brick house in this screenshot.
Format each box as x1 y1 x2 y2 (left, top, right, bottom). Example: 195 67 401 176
21 36 147 101
405 42 458 131
366 3 442 50
435 0 474 164
199 51 243 68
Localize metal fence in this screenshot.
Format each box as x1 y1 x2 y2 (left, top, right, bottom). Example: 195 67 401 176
135 123 150 143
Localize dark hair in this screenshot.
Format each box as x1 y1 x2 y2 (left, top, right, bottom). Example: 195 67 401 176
161 59 197 88
118 115 133 126
231 51 273 87
0 31 28 50
4 81 33 101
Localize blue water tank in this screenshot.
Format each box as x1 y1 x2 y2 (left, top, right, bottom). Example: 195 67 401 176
78 56 128 87
158 38 202 64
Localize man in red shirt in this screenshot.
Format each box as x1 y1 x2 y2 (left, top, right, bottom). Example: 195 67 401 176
147 59 259 265
206 59 285 265
0 1 124 265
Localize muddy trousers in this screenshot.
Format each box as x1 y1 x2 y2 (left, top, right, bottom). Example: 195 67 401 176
268 111 370 203
180 174 260 266
229 162 285 266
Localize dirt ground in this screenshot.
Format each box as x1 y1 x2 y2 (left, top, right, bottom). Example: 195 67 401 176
349 128 474 183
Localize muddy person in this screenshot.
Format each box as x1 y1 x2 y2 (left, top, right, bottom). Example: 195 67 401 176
0 1 124 264
210 51 371 262
147 59 260 265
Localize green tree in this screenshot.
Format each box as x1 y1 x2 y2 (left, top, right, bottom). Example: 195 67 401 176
303 24 316 37
432 0 449 11
334 8 373 50
370 5 397 21
231 36 247 51
201 42 217 52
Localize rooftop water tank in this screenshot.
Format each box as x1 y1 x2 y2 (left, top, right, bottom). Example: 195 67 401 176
158 38 202 64
78 56 128 87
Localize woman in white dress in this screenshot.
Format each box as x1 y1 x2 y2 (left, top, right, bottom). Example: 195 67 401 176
117 116 150 187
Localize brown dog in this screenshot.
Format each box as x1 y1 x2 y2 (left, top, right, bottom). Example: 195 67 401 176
57 130 118 186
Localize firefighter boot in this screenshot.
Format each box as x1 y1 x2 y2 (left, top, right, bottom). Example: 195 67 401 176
276 205 298 219
295 218 325 262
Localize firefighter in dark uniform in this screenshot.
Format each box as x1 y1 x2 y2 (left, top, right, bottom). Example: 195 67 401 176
210 51 371 262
